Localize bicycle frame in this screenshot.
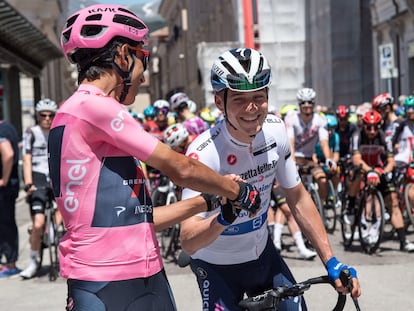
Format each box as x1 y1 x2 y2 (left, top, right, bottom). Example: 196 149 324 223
342 172 385 254
298 165 325 226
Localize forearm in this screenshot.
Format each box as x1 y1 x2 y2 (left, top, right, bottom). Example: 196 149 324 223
1 157 12 186
22 154 33 184
0 141 13 186
147 142 239 200
286 185 334 263
153 196 207 231
180 214 226 255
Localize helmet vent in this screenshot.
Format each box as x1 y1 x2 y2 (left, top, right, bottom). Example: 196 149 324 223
81 25 106 37
86 14 102 21
113 14 147 30
65 14 79 28
239 59 251 73
222 61 237 75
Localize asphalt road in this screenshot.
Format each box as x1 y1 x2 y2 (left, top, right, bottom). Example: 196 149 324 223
1 191 414 310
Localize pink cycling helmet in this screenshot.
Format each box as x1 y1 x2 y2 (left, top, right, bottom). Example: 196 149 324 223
61 5 149 63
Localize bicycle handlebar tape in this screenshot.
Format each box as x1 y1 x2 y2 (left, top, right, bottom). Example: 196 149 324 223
325 257 357 282
232 181 261 214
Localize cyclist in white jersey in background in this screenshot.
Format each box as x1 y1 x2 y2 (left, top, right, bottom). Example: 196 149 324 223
20 99 61 279
284 88 336 207
180 48 360 311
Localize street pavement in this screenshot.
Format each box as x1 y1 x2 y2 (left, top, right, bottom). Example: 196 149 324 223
2 190 414 310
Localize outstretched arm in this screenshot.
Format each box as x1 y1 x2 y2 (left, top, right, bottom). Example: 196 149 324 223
146 141 240 200
284 183 361 298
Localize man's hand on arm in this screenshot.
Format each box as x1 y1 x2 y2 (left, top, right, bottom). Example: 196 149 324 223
231 181 261 215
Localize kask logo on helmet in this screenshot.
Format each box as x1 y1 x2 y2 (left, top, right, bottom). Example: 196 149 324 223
87 7 116 13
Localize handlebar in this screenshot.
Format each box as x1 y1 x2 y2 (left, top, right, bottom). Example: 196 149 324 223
239 270 358 311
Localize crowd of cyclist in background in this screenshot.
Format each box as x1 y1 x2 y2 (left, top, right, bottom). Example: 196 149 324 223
134 88 414 257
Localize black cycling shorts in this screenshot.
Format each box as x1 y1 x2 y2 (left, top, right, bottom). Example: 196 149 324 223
270 186 287 211
66 269 177 311
28 172 50 216
190 237 307 311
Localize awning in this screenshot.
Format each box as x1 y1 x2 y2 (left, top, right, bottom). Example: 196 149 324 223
0 0 63 76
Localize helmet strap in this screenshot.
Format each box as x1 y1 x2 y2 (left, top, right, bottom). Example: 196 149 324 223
110 56 136 103
222 89 238 132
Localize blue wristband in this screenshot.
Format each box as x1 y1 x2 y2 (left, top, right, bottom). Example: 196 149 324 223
216 212 231 226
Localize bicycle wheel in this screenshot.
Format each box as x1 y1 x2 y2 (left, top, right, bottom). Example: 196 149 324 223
358 188 385 254
160 224 180 262
324 180 337 233
45 209 60 281
404 183 414 227
340 193 357 249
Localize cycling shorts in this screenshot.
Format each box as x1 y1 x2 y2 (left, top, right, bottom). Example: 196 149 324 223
190 237 307 311
270 187 287 211
66 269 177 311
27 172 51 216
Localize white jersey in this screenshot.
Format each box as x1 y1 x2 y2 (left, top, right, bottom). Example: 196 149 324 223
182 114 300 265
22 125 50 176
394 122 414 164
284 112 328 158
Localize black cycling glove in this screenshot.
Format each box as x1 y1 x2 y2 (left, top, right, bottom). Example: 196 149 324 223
200 193 221 212
231 181 261 214
217 202 241 226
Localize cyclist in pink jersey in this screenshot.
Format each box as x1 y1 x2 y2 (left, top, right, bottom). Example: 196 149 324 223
48 5 260 311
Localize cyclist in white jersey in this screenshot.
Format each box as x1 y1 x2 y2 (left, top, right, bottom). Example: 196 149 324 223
49 5 260 311
180 48 360 311
392 96 414 226
284 88 336 206
20 99 60 279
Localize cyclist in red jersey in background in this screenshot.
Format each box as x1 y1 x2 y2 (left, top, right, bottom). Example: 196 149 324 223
335 105 358 159
348 110 414 252
143 105 163 140
372 93 399 139
48 5 260 311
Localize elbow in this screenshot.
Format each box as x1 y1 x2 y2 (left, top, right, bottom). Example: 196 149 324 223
180 240 197 256
168 158 196 186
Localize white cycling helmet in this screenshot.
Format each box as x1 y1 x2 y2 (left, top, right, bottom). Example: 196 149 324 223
163 123 189 148
210 48 272 93
187 100 197 113
169 92 190 111
153 99 170 111
35 98 58 112
296 88 316 103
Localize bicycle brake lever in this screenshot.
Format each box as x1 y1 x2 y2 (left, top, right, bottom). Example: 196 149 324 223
339 269 361 311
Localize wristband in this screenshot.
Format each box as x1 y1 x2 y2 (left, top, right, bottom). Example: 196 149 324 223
200 193 213 211
216 212 231 226
24 183 33 192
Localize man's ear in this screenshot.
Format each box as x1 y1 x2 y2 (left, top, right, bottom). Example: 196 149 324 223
115 44 130 68
214 93 225 112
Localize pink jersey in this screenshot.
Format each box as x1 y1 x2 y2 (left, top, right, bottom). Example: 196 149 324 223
48 84 161 281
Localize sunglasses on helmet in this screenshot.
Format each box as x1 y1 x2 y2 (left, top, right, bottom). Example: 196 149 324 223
226 69 271 92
